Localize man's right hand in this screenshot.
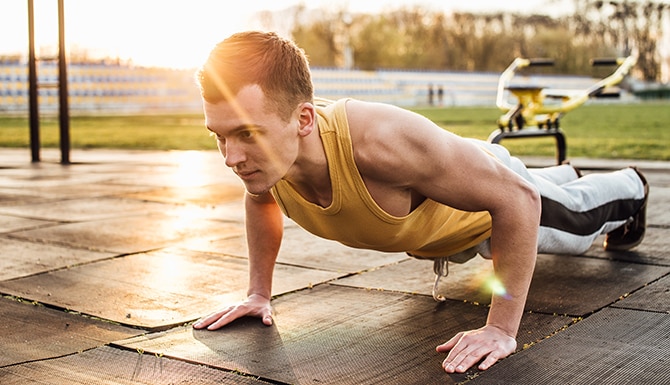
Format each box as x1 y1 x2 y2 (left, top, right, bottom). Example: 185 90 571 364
192 293 273 330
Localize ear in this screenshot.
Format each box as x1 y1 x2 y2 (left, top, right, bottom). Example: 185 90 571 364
296 102 316 137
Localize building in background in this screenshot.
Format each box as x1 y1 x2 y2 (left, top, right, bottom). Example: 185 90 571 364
1 59 610 114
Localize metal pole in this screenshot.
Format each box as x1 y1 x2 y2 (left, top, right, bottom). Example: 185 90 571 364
27 0 40 162
57 0 70 164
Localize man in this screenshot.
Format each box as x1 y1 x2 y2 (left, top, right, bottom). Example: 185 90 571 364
192 31 648 374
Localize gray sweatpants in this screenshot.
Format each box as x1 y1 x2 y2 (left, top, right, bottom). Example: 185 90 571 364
470 139 646 256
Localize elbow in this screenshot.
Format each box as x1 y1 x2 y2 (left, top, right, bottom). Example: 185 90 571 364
489 179 541 229
524 182 542 225
500 178 541 226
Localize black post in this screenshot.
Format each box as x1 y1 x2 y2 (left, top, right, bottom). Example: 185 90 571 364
27 0 40 162
57 0 70 164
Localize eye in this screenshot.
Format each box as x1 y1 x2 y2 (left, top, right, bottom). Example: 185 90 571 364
210 132 224 141
239 130 255 140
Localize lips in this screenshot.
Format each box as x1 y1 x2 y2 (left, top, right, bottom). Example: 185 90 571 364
236 170 258 180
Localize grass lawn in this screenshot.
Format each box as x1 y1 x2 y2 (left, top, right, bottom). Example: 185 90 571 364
1 101 668 160
0 114 218 152
416 101 670 160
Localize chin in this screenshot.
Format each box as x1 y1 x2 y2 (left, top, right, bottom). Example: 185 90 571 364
244 183 273 196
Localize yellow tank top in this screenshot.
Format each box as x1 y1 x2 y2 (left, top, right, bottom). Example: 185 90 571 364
270 98 492 258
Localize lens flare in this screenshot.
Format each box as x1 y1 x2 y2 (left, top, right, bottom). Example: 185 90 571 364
486 275 511 299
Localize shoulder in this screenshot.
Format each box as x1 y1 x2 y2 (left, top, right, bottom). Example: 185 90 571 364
344 99 455 147
344 99 420 131
345 99 433 148
343 99 462 184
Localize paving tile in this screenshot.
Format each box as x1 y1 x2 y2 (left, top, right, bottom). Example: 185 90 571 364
333 254 670 316
104 161 239 188
584 228 670 266
0 297 140 367
0 152 238 193
0 150 33 166
144 200 247 224
1 149 668 384
0 214 53 233
332 257 501 304
189 226 410 273
467 308 670 385
21 182 159 200
8 214 241 254
526 254 670 316
0 188 50 206
0 248 342 330
613 274 670 313
116 284 572 385
0 197 173 222
0 167 110 189
0 237 115 281
204 200 246 223
0 175 148 205
0 345 272 384
647 186 670 226
119 183 245 206
643 168 670 186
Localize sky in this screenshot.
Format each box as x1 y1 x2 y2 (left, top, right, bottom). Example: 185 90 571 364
0 0 568 70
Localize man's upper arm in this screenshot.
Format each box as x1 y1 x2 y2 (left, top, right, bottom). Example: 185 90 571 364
347 100 534 214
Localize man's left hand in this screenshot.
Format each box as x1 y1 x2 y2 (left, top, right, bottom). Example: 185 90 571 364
436 324 517 373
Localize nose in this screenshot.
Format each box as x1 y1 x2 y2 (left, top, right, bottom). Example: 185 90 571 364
222 140 245 168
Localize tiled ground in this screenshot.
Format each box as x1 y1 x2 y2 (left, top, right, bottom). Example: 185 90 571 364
0 148 668 385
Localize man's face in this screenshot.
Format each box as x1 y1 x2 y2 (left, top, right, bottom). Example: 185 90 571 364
204 84 301 195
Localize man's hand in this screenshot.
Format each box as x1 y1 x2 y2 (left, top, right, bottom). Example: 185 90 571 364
436 325 517 373
193 294 273 330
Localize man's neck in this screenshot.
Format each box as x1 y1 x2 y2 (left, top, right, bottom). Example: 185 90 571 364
283 124 332 207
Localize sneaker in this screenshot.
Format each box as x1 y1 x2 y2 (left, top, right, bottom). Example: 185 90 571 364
603 167 649 251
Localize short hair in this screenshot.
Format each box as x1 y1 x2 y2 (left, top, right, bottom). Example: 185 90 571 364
196 31 314 121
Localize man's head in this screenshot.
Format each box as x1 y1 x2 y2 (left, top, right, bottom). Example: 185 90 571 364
197 31 314 122
199 31 317 195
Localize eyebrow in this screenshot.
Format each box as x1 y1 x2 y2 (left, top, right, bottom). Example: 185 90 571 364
205 124 259 135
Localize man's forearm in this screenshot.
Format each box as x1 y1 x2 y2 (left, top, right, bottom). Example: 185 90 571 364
486 248 536 338
485 188 540 337
245 192 283 299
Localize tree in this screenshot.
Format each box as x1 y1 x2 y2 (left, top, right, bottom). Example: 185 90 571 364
576 0 669 81
284 3 665 80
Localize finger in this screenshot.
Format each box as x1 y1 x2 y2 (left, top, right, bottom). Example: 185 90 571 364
207 307 245 330
445 342 505 373
444 355 480 373
436 332 463 353
443 357 472 374
478 352 500 371
445 336 502 373
259 304 273 326
442 346 480 373
443 338 471 366
193 308 232 329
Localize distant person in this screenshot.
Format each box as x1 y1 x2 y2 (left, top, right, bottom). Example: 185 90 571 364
428 83 434 106
193 31 648 374
437 84 444 106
